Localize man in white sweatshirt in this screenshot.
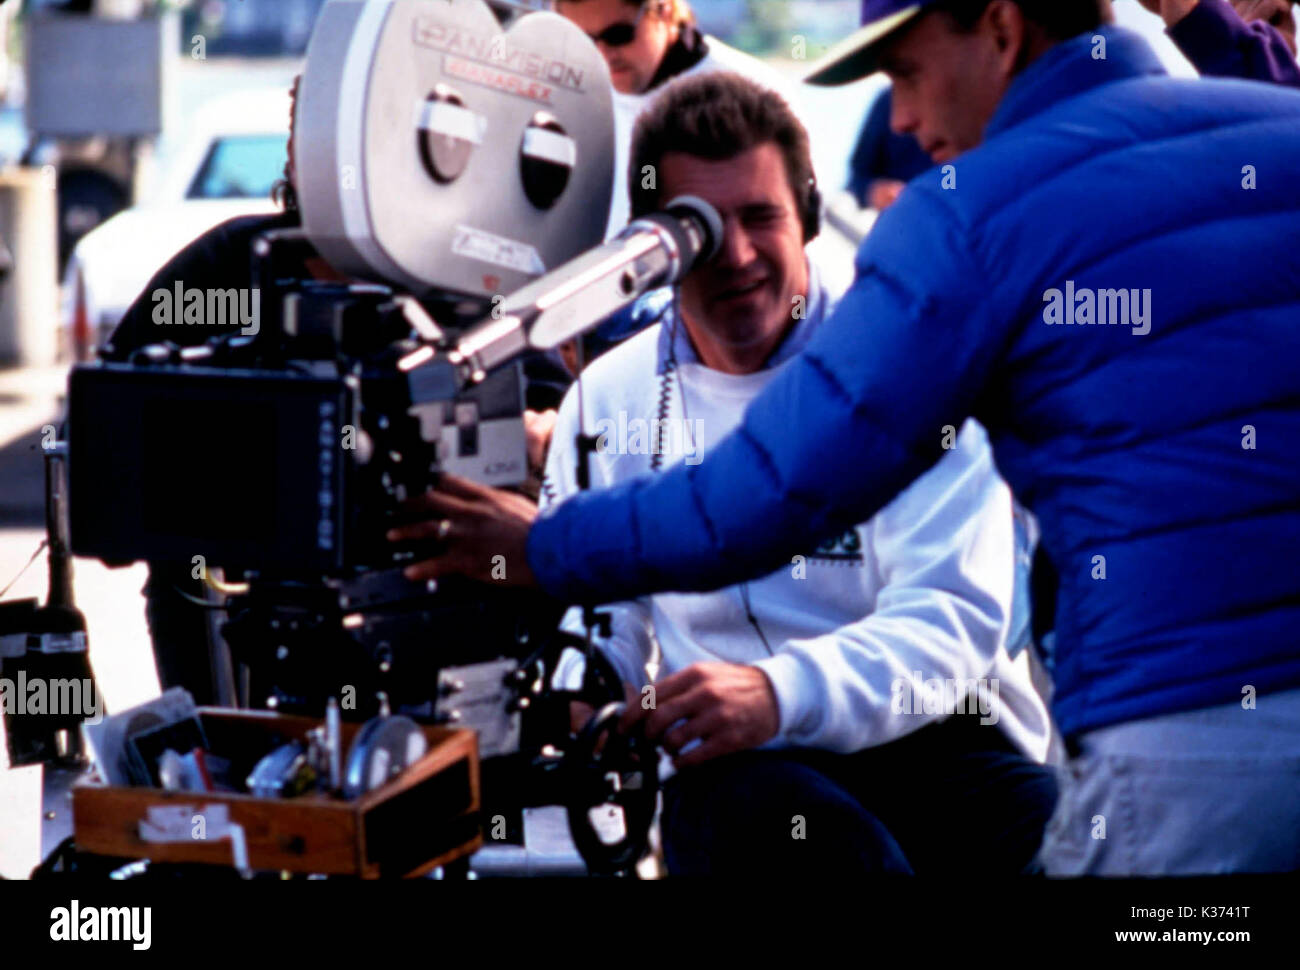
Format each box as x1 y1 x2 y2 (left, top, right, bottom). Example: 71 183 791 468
539 73 1058 876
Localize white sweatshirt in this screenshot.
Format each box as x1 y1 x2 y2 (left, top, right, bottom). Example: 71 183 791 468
605 34 809 239
541 263 1053 763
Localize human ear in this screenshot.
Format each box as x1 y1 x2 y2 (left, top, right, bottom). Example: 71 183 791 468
985 0 1030 80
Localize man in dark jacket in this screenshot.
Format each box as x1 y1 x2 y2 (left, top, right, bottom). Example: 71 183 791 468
1140 0 1299 85
847 86 934 210
396 0 1300 874
103 210 301 704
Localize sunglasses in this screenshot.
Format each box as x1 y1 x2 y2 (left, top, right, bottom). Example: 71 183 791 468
586 2 652 47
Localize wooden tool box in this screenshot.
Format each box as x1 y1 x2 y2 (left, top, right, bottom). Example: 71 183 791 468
71 708 481 878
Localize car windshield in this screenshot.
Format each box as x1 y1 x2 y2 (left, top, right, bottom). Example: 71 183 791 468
185 134 286 200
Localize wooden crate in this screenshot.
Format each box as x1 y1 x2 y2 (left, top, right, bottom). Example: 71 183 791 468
72 708 481 878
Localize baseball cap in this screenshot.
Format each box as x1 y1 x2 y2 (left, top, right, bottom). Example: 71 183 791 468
804 1 941 86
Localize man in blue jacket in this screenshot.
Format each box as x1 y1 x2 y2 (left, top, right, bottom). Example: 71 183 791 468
394 0 1300 873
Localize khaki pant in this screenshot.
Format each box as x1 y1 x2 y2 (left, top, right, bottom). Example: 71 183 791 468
1040 688 1300 875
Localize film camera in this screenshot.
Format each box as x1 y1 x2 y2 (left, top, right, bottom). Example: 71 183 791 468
64 0 721 875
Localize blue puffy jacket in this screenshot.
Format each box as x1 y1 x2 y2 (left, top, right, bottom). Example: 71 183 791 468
529 27 1300 738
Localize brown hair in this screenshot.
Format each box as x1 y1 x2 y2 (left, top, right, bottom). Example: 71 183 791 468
558 0 696 26
629 72 815 235
658 0 694 27
578 0 694 25
271 74 300 212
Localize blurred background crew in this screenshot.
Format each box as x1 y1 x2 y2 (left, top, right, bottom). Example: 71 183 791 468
1138 0 1299 84
846 85 932 211
555 0 808 238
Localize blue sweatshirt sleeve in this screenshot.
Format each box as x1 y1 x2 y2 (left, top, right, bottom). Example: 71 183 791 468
527 187 1003 605
1169 0 1300 89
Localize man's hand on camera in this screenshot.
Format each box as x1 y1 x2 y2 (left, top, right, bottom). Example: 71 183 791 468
620 662 780 768
387 473 540 586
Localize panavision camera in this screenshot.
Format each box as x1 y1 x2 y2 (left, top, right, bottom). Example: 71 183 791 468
65 0 722 875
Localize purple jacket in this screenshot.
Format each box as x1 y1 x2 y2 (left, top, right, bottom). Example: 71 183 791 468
1170 0 1300 88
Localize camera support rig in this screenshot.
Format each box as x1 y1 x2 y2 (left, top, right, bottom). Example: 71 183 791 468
64 0 672 876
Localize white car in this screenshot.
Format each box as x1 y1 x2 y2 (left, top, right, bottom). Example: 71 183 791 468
60 89 291 359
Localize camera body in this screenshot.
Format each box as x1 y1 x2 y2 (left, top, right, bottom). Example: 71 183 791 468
69 232 551 720
69 276 528 576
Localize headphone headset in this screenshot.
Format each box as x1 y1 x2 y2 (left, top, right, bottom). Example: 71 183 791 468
801 175 822 243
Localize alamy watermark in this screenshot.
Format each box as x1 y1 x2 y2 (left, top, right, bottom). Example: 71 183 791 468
1042 281 1151 336
151 280 260 336
50 900 151 950
890 673 1000 726
592 410 704 466
0 673 104 724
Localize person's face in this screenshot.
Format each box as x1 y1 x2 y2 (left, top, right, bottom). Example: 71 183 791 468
878 6 1026 164
557 0 676 94
659 144 810 365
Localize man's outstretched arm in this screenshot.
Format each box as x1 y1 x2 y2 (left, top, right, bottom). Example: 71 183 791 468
525 191 1002 605
394 191 1000 603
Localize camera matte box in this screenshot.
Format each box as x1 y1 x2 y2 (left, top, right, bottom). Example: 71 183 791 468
68 362 356 573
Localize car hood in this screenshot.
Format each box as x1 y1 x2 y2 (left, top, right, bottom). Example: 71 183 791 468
67 198 280 329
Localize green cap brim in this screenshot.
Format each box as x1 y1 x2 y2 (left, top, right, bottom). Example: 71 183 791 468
803 6 925 86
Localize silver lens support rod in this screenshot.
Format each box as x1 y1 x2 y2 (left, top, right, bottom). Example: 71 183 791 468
400 196 722 403
526 195 722 349
404 196 719 392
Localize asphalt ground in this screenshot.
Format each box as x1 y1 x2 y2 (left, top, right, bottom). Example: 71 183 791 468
0 364 156 878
